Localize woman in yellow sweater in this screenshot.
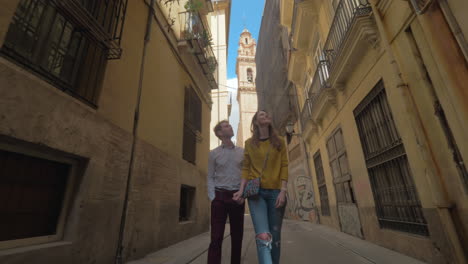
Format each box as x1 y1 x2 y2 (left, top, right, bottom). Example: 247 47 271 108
233 110 288 264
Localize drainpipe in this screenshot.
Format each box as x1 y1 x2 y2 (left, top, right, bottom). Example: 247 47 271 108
115 0 154 263
369 1 466 263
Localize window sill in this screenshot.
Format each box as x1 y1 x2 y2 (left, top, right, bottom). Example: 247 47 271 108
179 220 195 225
0 241 72 257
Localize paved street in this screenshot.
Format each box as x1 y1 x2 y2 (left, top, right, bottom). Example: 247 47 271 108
128 216 425 264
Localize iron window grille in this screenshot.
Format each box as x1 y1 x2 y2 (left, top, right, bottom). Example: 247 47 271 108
1 0 128 106
326 128 356 204
354 80 429 236
314 151 331 216
183 86 202 164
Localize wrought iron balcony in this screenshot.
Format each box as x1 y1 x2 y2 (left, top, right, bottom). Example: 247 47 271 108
307 59 331 107
300 0 373 125
323 0 372 72
179 11 218 89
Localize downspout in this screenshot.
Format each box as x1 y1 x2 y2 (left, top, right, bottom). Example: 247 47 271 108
115 0 154 263
216 3 220 146
369 1 466 263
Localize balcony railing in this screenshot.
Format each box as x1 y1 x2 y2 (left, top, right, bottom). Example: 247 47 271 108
300 0 371 126
179 11 218 89
307 59 331 106
323 0 372 71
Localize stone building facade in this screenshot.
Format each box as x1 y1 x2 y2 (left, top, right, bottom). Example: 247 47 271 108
236 29 258 147
0 0 218 263
257 0 468 262
209 0 232 149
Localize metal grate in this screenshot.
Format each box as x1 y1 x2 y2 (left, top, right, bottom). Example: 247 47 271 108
314 151 331 216
183 87 202 164
1 0 128 106
179 11 218 89
354 80 429 236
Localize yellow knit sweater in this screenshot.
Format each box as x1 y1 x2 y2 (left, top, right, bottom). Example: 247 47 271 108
241 138 288 189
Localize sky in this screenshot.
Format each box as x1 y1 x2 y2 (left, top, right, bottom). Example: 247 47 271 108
226 0 265 141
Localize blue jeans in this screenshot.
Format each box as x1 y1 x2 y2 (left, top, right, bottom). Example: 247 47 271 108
248 188 285 264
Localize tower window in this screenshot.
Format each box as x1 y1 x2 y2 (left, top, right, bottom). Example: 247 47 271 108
245 38 248 44
247 68 253 82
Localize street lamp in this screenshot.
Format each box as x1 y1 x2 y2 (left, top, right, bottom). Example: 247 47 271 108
285 121 299 135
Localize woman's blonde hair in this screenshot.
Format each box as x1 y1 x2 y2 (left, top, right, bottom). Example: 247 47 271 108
250 110 282 150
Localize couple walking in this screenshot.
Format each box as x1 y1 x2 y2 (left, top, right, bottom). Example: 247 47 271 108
207 110 288 264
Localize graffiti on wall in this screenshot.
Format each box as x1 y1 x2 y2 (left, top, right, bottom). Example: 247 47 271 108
286 175 316 221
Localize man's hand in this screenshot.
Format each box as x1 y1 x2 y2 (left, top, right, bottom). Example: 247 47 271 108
233 190 244 204
275 190 287 208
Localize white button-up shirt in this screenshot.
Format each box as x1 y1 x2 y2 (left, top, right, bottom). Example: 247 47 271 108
207 144 244 201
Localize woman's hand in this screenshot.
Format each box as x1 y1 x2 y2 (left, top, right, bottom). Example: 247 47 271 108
233 191 245 204
275 190 287 208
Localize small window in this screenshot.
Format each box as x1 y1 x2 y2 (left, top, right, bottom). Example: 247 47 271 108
183 86 202 164
314 151 330 216
247 68 253 83
0 142 79 250
245 38 248 44
179 185 196 222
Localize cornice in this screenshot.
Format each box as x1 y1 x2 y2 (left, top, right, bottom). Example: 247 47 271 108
237 57 256 63
238 87 257 92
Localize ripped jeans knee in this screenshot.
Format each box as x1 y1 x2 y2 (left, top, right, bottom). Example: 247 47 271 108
255 232 272 250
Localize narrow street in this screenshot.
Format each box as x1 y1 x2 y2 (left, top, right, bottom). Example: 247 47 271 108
128 216 425 264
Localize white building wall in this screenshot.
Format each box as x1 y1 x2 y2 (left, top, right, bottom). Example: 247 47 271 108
209 4 231 149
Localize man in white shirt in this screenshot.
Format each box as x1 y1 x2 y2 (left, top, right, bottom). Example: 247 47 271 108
207 120 245 264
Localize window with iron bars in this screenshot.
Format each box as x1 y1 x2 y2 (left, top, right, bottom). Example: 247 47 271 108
354 80 429 236
314 151 330 216
1 0 128 106
183 87 202 164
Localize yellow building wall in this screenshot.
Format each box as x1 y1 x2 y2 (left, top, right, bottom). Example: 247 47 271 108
98 0 147 133
0 0 213 262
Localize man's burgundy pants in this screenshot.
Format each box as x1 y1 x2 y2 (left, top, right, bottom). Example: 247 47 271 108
207 189 245 264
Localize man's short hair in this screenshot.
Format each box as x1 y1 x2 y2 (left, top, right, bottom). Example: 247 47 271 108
213 120 229 138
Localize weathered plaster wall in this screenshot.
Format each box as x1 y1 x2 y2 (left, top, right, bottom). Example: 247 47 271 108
0 0 212 263
0 57 132 264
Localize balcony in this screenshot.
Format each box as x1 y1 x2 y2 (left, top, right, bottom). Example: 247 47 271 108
300 0 377 126
326 0 379 91
179 11 218 89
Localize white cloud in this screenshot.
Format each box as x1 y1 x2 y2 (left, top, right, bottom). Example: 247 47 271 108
227 78 239 142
